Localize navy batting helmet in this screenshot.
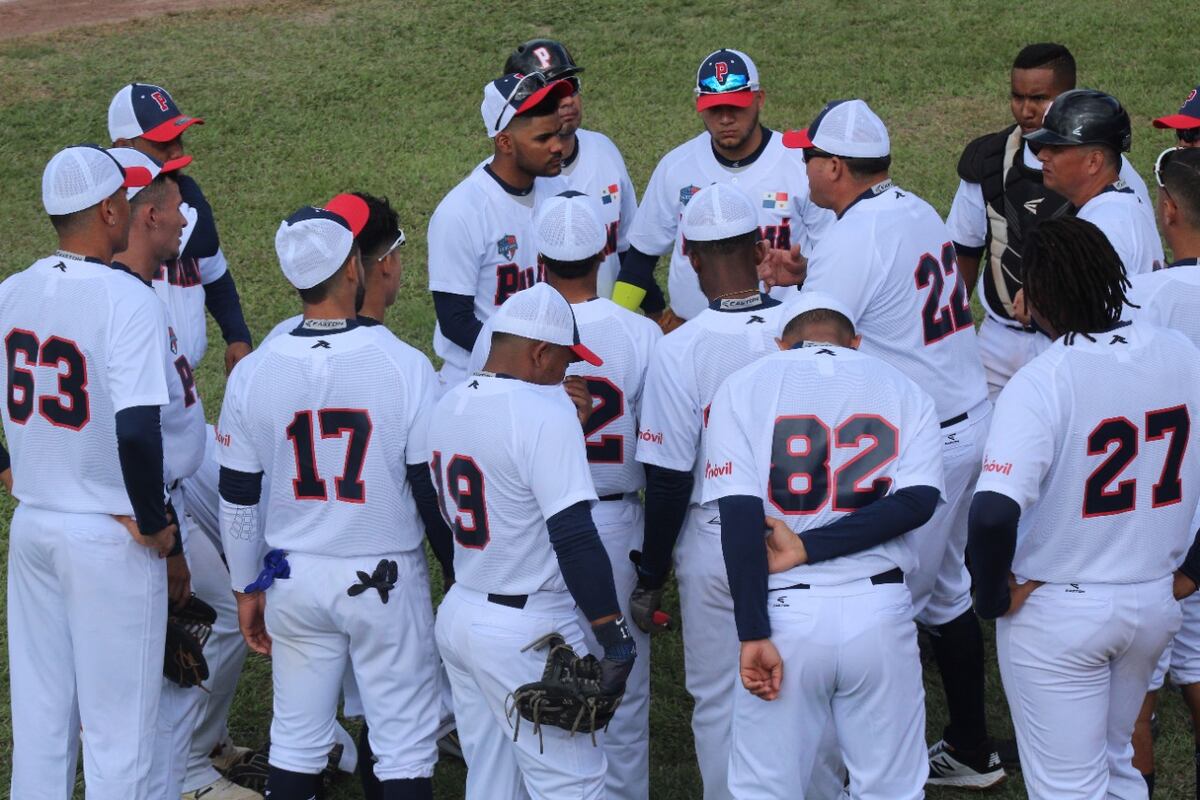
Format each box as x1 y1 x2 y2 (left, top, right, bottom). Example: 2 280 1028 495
1023 88 1132 153
504 39 582 82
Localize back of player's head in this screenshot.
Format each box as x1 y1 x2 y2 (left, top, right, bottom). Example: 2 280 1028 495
1023 217 1130 335
537 191 607 279
1159 147 1200 229
276 194 369 304
352 193 401 261
781 307 856 346
1012 43 1076 89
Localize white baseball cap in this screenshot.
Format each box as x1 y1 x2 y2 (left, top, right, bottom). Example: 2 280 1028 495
536 190 607 261
680 183 759 242
106 147 193 199
481 72 575 138
108 83 204 143
783 290 857 331
490 282 602 365
783 99 890 159
42 144 153 216
275 194 369 290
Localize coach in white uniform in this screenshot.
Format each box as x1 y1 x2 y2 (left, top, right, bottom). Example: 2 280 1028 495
3 145 178 800
217 194 449 799
969 217 1200 800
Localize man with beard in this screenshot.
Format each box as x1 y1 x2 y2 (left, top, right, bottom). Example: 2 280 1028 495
426 72 574 389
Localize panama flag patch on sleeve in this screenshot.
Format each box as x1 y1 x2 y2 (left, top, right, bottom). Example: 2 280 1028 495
601 183 619 205
762 191 789 211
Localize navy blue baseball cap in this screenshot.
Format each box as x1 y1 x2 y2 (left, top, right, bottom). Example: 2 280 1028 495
108 83 204 143
695 49 760 111
1154 86 1200 130
481 72 575 137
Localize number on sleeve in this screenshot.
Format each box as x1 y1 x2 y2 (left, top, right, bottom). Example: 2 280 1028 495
4 329 90 430
285 408 373 502
432 451 490 549
769 414 899 515
582 377 624 464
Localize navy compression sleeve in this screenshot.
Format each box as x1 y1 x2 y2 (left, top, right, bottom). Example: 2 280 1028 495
719 494 770 641
432 292 484 353
800 485 940 564
0 439 9 473
115 405 169 535
203 271 252 346
966 491 1021 619
218 466 263 506
1180 528 1200 588
638 464 694 585
407 463 454 581
547 501 620 621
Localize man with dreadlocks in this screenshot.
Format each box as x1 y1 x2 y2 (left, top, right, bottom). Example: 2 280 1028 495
967 216 1200 800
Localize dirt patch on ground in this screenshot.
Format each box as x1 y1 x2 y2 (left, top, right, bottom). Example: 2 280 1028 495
0 0 266 41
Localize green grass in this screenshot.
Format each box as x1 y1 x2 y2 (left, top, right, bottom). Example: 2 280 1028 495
2 0 1200 796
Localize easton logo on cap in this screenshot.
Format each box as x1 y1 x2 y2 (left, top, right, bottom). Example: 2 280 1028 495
496 234 518 259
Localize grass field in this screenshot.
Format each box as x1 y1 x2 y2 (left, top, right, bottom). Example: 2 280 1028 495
2 0 1200 796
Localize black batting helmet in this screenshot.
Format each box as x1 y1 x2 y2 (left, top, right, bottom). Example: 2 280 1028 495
504 39 583 82
1023 88 1132 153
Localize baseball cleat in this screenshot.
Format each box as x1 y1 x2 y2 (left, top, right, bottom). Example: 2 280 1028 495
927 739 1006 789
210 741 253 773
182 776 263 800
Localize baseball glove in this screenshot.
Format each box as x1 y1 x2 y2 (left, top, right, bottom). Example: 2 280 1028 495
224 741 345 795
506 633 624 753
164 594 216 689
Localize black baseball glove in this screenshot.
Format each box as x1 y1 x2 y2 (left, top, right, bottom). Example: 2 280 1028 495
164 594 216 689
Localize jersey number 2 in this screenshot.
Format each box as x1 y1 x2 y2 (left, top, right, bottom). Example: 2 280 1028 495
915 242 973 345
768 414 898 514
582 377 624 464
1083 406 1190 517
6 329 89 430
285 409 373 502
431 451 490 549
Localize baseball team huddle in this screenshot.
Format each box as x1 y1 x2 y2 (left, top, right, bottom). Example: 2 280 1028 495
4 33 1200 800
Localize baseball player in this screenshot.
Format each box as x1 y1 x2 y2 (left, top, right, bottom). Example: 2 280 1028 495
1153 85 1200 146
3 144 177 799
947 43 1154 399
109 82 253 374
613 48 832 325
706 297 945 799
631 183 796 799
431 281 636 800
769 99 1001 787
967 216 1200 800
468 191 661 799
503 40 643 303
427 72 573 388
216 194 450 799
1024 89 1164 275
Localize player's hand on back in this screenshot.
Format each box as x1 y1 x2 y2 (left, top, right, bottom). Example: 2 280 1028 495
224 341 252 376
235 590 271 655
0 467 12 494
758 244 807 290
1174 571 1199 601
739 639 783 701
563 375 594 428
764 516 808 573
114 514 179 559
1010 289 1033 326
166 554 192 608
1004 573 1043 616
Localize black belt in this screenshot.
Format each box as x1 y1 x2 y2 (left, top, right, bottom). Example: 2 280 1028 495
770 566 903 592
598 493 625 502
940 412 968 429
487 593 528 609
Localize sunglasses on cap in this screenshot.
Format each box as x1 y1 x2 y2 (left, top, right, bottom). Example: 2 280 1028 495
801 147 835 164
1155 146 1180 189
1178 128 1200 145
495 70 553 132
376 229 406 262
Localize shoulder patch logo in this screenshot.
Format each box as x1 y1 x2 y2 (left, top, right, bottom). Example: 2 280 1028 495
496 234 518 260
601 183 619 205
679 185 702 206
762 191 789 211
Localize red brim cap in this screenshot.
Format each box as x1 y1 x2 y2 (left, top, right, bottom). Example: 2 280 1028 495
142 115 205 143
122 165 154 189
781 128 814 149
696 90 755 111
324 193 370 236
569 343 604 366
517 79 576 114
1153 113 1200 130
161 155 193 174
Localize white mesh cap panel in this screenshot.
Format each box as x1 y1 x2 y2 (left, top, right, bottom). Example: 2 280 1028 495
680 182 759 242
536 191 607 261
41 146 125 215
490 282 576 346
107 84 140 141
810 99 890 158
274 214 354 290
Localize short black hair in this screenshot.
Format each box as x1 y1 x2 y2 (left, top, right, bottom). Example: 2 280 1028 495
542 252 602 280
1022 217 1130 335
842 154 892 179
49 207 91 234
687 230 758 259
297 244 359 305
1163 147 1200 229
1012 43 1076 88
782 308 856 343
353 192 400 260
130 172 178 210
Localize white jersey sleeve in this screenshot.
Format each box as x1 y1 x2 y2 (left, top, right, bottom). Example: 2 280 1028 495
698 378 759 499
1126 266 1200 348
626 154 680 257
108 281 172 412
215 355 264 475
799 210 888 323
1077 190 1165 275
635 331 700 472
427 191 485 297
946 179 987 248
974 362 1058 512
199 247 228 284
522 397 599 519
616 151 638 254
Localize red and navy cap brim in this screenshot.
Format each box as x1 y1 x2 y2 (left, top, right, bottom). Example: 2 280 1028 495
1154 114 1200 130
569 318 603 366
141 115 204 143
161 155 193 173
324 193 370 236
696 91 755 111
121 166 155 189
782 128 814 149
516 78 575 114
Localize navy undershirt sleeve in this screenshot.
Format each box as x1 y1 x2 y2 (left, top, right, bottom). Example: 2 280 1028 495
407 463 454 582
1180 527 1200 588
547 501 620 621
203 271 252 346
115 405 169 535
638 464 694 585
719 495 770 641
800 485 940 564
0 439 9 473
953 242 985 260
432 291 484 353
218 465 263 506
616 246 668 314
966 491 1021 619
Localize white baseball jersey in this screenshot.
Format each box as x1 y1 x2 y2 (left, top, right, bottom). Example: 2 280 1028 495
559 129 639 299
627 130 832 319
468 295 661 496
976 322 1200 583
216 323 437 584
792 181 989 422
0 254 170 513
702 345 945 586
636 296 790 504
427 165 566 375
1126 263 1200 346
1076 183 1164 275
426 374 598 595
